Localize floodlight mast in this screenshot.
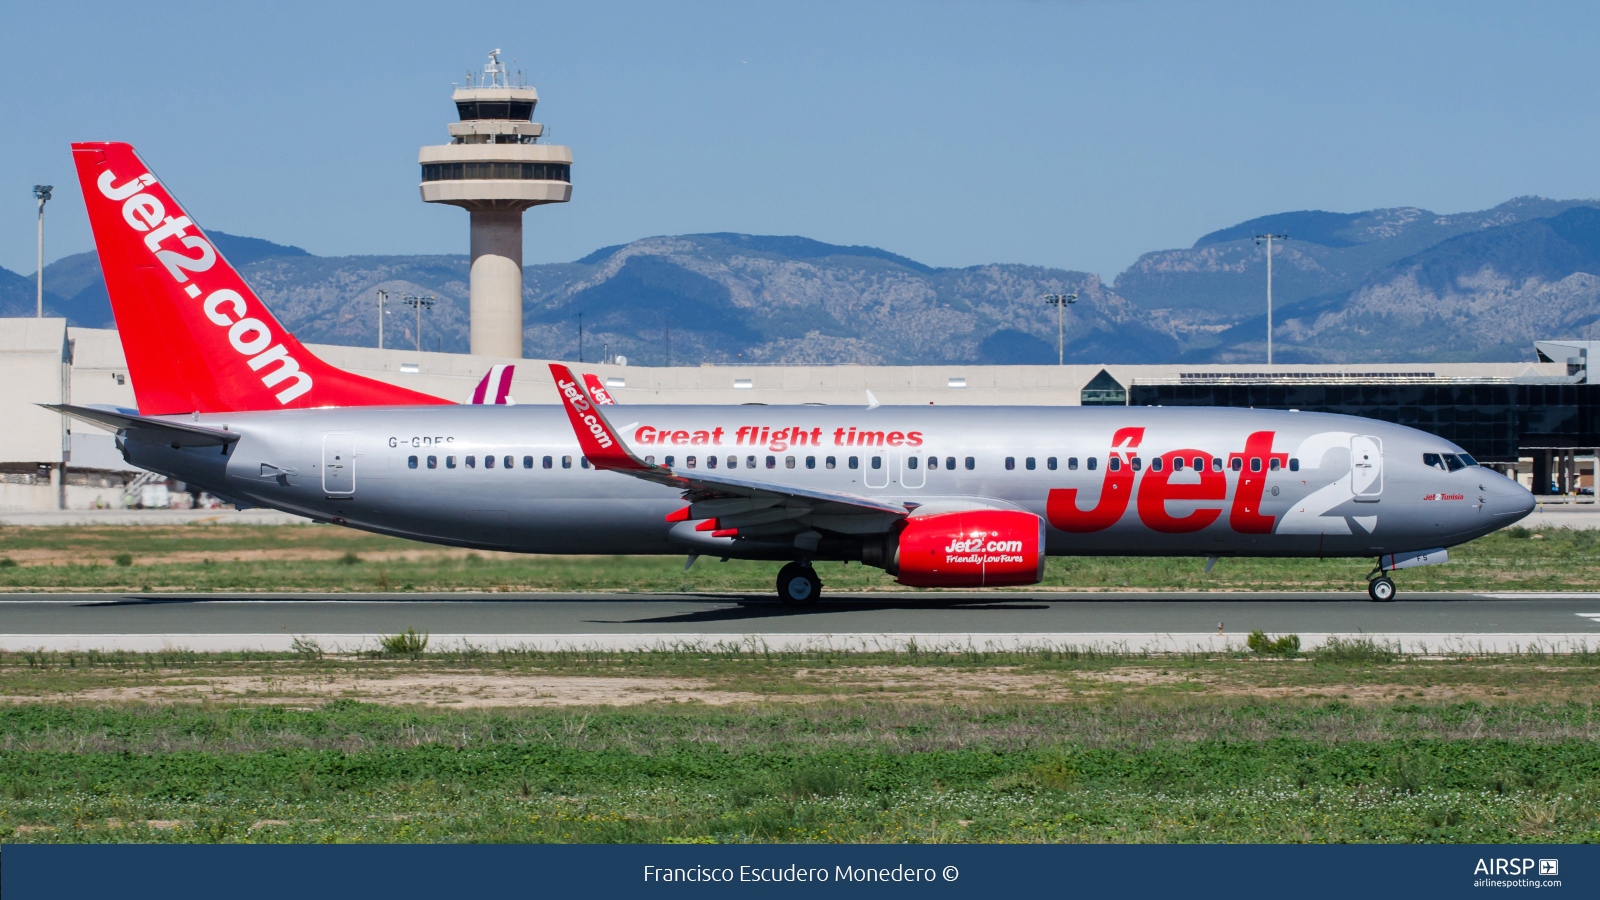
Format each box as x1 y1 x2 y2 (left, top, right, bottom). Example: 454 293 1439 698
1044 293 1077 365
32 185 52 318
401 295 437 353
1254 233 1288 364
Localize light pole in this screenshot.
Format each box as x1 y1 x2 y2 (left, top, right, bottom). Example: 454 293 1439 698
578 311 584 363
1254 233 1288 364
401 295 436 353
1044 292 1077 365
32 185 51 318
375 289 391 349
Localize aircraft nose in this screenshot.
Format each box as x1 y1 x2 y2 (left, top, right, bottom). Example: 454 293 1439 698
1484 470 1536 522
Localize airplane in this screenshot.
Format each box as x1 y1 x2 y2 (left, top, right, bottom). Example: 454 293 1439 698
48 142 1537 605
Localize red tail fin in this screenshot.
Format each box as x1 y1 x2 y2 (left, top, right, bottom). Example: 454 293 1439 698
71 142 452 414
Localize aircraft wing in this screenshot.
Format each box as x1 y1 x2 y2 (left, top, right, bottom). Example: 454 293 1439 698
42 403 240 447
547 365 907 530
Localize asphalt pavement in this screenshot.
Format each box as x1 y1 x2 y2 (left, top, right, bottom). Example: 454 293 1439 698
2 590 1597 653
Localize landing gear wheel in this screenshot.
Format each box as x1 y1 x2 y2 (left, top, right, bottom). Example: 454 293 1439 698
777 562 821 607
1368 576 1396 602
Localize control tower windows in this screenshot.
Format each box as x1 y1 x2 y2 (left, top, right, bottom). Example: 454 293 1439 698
456 100 535 121
422 163 571 183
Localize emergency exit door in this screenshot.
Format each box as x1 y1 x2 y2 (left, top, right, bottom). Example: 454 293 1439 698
1351 435 1382 499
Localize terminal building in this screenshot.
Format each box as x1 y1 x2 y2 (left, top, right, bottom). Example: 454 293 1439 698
0 317 1591 509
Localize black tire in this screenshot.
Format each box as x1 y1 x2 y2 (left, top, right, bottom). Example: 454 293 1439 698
777 562 821 607
1368 576 1396 602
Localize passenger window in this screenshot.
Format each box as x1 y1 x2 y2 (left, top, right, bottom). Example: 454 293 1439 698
849 457 859 470
706 456 716 469
1152 457 1164 472
1422 453 1443 470
466 455 476 468
807 456 816 469
408 455 418 469
1047 457 1057 470
766 455 776 469
730 456 741 469
1005 457 1015 470
484 455 494 469
523 456 533 469
946 456 956 470
542 456 552 469
504 456 513 470
746 456 757 469
907 456 919 470
561 455 571 469
1250 458 1261 472
1068 457 1078 470
447 456 457 469
826 456 836 469
581 456 590 469
1269 458 1280 471
965 457 975 470
1087 457 1096 471
1211 458 1222 472
1025 457 1036 470
1131 457 1142 471
1288 458 1299 472
645 455 655 465
927 456 937 470
427 455 438 469
786 456 796 468
1443 454 1464 472
1109 457 1121 472
871 456 882 470
1231 458 1243 472
1192 457 1204 471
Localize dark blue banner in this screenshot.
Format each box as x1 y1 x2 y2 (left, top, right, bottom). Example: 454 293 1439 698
3 843 1592 898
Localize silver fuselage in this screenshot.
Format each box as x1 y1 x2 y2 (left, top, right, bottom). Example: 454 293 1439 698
119 404 1535 560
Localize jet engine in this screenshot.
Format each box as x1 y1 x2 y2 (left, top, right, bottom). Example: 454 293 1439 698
861 509 1046 587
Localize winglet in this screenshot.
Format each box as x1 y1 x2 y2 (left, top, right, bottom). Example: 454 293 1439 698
582 373 618 405
469 364 516 405
548 364 652 471
865 390 880 410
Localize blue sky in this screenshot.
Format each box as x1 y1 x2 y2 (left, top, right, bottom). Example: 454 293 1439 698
4 0 1599 280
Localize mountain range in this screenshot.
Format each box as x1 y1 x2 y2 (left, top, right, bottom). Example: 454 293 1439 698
7 195 1599 365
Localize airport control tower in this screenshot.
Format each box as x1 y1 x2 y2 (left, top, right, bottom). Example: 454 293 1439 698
420 50 572 358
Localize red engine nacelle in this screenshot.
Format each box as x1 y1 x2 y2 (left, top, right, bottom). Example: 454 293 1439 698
881 509 1046 588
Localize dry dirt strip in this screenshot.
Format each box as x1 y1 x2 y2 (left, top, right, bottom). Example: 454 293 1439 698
0 632 1595 654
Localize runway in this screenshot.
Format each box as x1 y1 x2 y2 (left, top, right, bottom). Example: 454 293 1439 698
2 591 1598 653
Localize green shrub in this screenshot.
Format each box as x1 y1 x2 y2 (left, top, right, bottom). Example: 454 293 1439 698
338 551 362 566
1247 631 1301 656
378 628 429 656
114 553 134 567
0 557 16 568
1317 636 1397 663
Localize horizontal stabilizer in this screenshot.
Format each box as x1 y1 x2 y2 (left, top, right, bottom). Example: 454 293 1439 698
42 404 239 447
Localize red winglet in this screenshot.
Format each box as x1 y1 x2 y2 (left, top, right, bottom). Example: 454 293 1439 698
549 364 650 471
711 529 739 538
694 518 720 532
665 506 691 523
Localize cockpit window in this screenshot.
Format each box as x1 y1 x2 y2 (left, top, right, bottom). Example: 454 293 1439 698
1459 453 1478 467
1442 453 1464 472
1422 453 1443 470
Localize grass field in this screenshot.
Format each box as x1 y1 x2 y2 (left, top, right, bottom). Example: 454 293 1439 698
1 646 1597 844
0 522 1592 593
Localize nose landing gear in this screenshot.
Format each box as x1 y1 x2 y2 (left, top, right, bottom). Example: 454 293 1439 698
1366 565 1396 602
777 561 821 607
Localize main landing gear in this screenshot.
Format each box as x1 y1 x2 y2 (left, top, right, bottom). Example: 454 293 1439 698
777 561 821 607
1366 567 1397 602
